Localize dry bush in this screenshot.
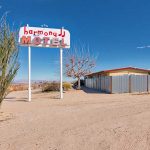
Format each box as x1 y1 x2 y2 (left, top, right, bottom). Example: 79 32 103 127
8 84 28 92
63 82 72 91
42 82 72 92
42 82 60 92
8 83 43 92
32 83 42 90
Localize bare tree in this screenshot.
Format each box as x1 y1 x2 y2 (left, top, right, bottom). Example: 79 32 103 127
0 14 19 105
65 45 96 89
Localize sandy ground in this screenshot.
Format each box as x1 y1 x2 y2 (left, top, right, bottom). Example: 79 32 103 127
1 88 150 150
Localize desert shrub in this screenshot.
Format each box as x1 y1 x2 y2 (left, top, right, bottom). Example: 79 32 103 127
42 82 72 92
42 82 60 92
32 83 42 90
63 82 72 91
8 84 28 92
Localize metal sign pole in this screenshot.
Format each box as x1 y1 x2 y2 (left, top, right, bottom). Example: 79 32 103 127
27 24 31 102
60 48 63 99
28 46 31 102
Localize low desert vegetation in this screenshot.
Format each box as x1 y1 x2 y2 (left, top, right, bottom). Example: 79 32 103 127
42 82 72 92
63 82 72 91
8 82 72 93
8 84 28 92
8 83 43 92
42 82 60 92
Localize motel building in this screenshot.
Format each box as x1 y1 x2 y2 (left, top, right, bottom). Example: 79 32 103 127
84 67 150 94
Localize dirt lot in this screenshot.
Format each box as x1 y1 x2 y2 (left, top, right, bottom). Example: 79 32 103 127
1 88 150 150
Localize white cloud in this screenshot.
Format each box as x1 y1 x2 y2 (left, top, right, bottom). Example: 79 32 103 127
137 45 150 49
137 46 145 49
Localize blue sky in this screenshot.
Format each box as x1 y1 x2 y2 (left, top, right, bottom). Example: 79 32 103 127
1 0 150 81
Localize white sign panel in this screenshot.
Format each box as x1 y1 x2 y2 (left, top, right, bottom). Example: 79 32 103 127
19 26 70 48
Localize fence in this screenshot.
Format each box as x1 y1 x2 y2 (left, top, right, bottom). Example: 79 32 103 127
85 75 150 93
85 75 112 93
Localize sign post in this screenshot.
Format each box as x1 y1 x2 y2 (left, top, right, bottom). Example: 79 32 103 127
28 46 31 102
19 25 70 101
27 24 31 102
60 48 63 99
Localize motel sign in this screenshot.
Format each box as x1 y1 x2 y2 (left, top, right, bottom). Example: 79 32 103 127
19 26 70 48
19 25 70 101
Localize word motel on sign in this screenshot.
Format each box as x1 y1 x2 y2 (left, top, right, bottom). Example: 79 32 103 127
21 36 67 48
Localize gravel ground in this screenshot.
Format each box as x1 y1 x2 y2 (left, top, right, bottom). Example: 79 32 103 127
1 88 150 150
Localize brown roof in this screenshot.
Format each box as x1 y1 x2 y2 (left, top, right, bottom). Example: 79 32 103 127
86 67 150 77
